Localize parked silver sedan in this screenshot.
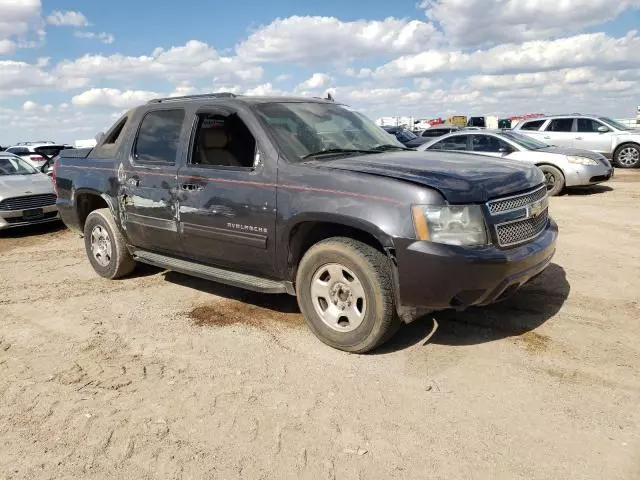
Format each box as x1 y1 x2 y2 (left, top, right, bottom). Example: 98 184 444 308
0 153 59 230
417 129 613 195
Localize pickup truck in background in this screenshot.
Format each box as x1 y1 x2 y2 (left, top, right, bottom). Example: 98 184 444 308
54 93 558 353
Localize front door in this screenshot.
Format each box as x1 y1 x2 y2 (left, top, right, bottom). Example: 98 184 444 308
121 108 186 255
574 118 614 155
177 107 277 276
540 117 575 148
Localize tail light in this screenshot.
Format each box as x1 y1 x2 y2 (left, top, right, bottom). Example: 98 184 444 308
30 155 44 162
52 158 59 194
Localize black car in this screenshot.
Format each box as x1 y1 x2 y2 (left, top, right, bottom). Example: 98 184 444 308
381 126 428 147
54 93 557 353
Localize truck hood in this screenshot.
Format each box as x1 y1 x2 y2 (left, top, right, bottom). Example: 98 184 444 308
0 173 54 199
309 151 544 203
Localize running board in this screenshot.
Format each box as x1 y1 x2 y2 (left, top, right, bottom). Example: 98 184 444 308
131 249 291 294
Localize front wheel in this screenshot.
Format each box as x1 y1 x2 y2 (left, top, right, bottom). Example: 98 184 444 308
83 208 136 279
295 237 401 353
539 165 565 196
614 144 640 168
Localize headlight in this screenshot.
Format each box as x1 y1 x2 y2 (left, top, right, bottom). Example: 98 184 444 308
411 204 488 247
567 155 598 166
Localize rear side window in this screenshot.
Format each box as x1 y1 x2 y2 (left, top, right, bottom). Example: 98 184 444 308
7 147 29 155
546 118 574 132
429 136 468 151
133 109 185 163
520 120 544 131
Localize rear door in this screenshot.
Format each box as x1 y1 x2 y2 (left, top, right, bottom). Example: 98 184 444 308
120 108 186 255
574 118 614 155
176 105 277 276
539 118 575 147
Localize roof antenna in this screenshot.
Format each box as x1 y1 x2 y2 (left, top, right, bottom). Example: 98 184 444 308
325 92 334 102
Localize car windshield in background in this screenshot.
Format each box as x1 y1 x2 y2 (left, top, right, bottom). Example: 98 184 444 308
255 102 406 161
501 131 549 150
598 117 632 131
0 156 38 175
397 129 417 142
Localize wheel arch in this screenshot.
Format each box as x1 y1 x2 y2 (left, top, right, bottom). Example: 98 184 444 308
73 188 116 232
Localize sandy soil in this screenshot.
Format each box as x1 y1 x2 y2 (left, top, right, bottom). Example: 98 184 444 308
1 171 639 479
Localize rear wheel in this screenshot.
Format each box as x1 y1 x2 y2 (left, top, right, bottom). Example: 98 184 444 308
296 237 400 353
539 165 565 196
83 208 136 279
613 144 640 168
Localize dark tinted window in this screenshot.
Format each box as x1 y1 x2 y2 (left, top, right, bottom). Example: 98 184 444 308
422 128 455 138
471 135 513 153
134 110 185 163
577 118 606 132
520 120 544 131
7 147 29 155
429 136 468 151
546 118 574 132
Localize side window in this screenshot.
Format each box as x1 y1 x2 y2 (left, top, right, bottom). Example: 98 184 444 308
546 118 574 132
8 147 29 155
430 136 468 151
189 112 257 169
103 116 128 145
577 118 606 132
471 135 513 153
520 120 544 131
133 109 185 164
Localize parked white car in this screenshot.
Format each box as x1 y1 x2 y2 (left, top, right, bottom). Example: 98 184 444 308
512 114 640 168
4 142 73 169
0 153 59 230
417 130 613 196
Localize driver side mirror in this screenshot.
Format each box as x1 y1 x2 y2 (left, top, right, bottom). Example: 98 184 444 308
498 147 512 155
597 125 610 133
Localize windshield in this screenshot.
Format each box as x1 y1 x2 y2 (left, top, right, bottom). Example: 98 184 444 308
0 155 38 175
598 117 632 131
396 129 417 141
500 131 549 150
254 102 406 161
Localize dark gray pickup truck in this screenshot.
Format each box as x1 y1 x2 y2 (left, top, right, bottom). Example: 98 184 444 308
54 93 558 352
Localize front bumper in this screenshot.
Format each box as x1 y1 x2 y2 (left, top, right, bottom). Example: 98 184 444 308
395 218 558 310
565 163 613 187
0 204 60 230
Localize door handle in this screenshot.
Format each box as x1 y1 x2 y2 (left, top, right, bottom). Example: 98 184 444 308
543 136 551 139
575 137 583 140
181 183 203 191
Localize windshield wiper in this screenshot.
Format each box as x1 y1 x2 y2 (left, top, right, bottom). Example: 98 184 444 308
369 144 414 151
302 148 377 159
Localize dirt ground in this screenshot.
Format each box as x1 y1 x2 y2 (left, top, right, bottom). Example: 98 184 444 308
1 171 639 480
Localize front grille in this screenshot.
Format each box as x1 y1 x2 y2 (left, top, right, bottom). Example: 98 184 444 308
0 194 56 211
487 186 547 215
496 208 549 247
5 211 58 224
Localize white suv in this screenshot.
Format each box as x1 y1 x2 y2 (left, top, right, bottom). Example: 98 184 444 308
513 114 640 168
4 142 73 169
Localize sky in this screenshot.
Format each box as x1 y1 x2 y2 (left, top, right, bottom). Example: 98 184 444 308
1 0 639 145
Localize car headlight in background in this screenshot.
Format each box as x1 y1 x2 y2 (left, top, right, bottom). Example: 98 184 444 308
411 204 488 247
566 156 599 166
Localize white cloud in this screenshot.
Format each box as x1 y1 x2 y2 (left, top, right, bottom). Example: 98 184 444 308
297 73 332 90
275 74 292 82
56 40 263 84
421 0 640 47
72 88 160 108
74 31 115 44
374 31 640 78
345 67 372 78
0 0 43 51
46 10 89 27
244 83 285 96
0 60 58 96
236 16 440 63
22 100 38 111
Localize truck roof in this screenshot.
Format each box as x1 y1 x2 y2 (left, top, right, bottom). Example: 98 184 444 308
146 92 337 107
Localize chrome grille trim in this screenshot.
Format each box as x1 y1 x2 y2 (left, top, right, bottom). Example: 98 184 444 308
487 185 547 215
0 194 57 211
495 208 549 247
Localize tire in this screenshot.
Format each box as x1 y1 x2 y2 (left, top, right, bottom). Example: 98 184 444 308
613 143 640 168
83 208 136 279
539 164 565 196
295 237 401 353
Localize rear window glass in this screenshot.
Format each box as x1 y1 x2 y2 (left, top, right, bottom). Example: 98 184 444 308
430 136 468 150
520 120 544 131
546 118 574 132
